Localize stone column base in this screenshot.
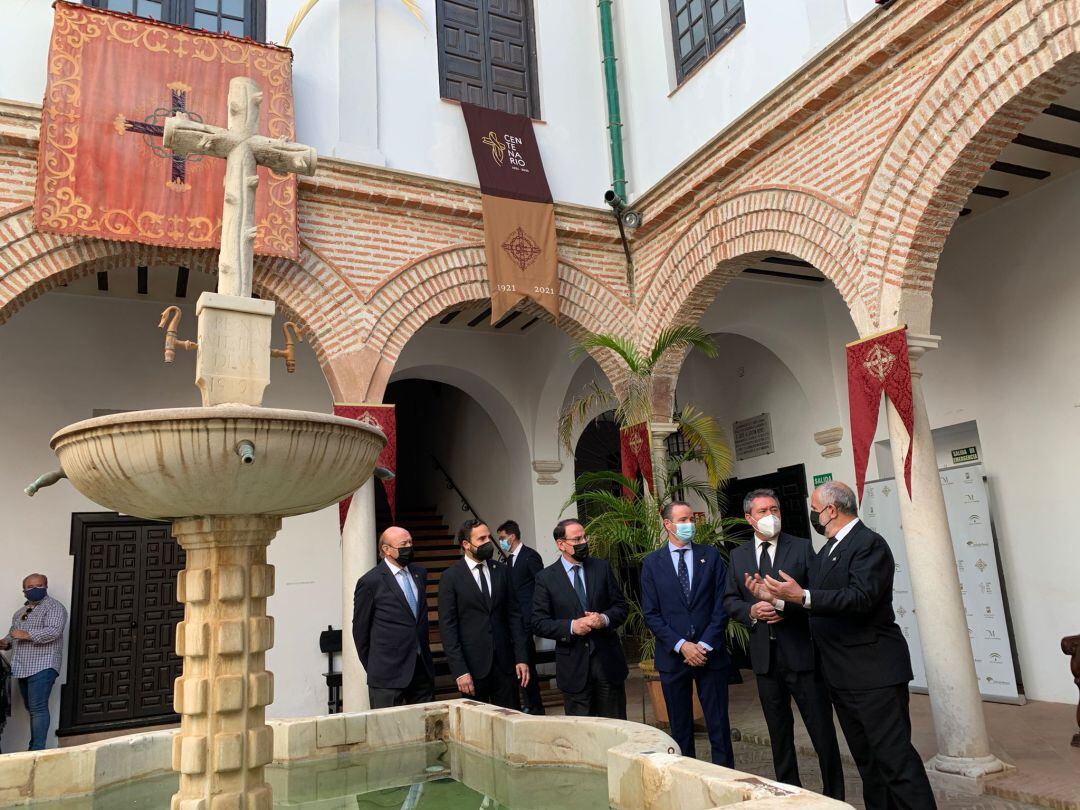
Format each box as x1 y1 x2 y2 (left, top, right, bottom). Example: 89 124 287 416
925 753 1013 794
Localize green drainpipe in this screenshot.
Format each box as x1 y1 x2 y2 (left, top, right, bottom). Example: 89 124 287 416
598 0 626 201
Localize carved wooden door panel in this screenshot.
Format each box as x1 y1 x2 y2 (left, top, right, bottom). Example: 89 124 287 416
61 515 185 735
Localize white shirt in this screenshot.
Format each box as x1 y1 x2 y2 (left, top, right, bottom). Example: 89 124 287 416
753 534 785 614
468 557 491 594
804 517 861 607
668 541 693 589
385 557 418 607
507 544 520 568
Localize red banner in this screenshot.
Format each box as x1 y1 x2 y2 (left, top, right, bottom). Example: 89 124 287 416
619 422 653 497
846 327 915 500
334 404 396 529
35 2 299 258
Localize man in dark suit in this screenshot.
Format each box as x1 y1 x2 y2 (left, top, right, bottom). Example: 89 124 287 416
497 519 546 714
641 501 734 767
438 519 530 708
352 526 435 709
760 480 936 810
723 489 844 799
532 518 629 718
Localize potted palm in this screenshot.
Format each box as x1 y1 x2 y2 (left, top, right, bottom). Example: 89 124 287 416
558 326 748 725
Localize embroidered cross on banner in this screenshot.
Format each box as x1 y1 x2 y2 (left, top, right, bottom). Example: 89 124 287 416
114 82 203 192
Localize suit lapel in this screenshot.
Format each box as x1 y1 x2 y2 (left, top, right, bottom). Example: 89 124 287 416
688 544 706 604
556 560 585 616
658 545 690 605
380 563 416 620
584 559 600 611
773 535 792 579
817 529 853 582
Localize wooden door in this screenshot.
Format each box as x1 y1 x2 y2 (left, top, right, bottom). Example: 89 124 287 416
59 514 185 737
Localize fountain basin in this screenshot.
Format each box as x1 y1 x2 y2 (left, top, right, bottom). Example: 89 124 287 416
50 406 385 519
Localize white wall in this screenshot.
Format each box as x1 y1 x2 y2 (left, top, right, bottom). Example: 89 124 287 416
0 286 340 749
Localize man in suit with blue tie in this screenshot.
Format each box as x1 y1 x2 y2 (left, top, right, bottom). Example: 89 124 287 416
723 489 844 799
352 526 435 709
641 501 733 766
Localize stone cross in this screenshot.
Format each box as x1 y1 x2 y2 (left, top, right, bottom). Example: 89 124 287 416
163 77 316 298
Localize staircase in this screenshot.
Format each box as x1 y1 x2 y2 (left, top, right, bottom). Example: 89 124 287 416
389 506 562 705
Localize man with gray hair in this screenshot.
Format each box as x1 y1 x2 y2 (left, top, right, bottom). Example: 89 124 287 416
756 480 935 809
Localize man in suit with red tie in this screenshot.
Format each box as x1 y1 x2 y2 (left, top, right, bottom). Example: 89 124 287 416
352 526 435 709
438 519 530 708
723 489 844 799
641 501 733 766
759 481 936 810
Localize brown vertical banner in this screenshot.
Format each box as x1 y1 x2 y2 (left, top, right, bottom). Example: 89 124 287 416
461 102 559 323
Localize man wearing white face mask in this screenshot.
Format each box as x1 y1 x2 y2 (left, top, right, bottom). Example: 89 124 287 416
722 490 844 800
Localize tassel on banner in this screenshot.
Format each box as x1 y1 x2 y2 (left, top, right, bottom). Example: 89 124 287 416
846 326 915 501
334 403 396 530
619 422 653 498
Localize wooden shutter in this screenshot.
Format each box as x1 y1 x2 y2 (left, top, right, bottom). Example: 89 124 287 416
438 0 540 118
669 0 745 84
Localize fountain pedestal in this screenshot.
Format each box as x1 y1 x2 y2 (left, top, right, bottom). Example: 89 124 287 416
171 516 280 810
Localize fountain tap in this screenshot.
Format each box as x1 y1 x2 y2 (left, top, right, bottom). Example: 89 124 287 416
271 322 303 373
25 469 67 496
158 306 198 363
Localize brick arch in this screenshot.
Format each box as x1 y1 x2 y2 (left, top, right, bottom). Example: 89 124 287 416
639 188 868 378
0 206 364 387
860 0 1080 330
358 243 635 400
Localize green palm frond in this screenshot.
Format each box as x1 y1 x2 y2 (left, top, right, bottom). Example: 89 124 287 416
644 325 717 370
571 333 647 375
675 404 733 489
557 380 617 453
282 0 425 46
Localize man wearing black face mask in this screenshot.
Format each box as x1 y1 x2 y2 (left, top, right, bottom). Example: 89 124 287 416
0 573 67 750
353 527 435 709
532 519 629 718
754 481 935 810
438 520 529 707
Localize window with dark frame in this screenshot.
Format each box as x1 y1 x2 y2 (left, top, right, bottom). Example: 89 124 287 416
436 0 541 119
85 0 265 41
669 0 745 84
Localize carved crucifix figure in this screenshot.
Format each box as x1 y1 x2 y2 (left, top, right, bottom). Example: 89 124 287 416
163 77 316 297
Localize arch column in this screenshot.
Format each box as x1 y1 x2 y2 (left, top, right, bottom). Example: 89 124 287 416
884 333 1008 787
340 478 377 711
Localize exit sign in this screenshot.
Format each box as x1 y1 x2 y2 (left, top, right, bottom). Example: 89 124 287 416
813 473 833 486
951 446 978 463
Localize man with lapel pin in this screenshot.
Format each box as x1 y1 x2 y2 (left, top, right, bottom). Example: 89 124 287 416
641 501 734 767
757 480 935 810
438 519 530 708
722 489 844 799
497 519 546 714
532 518 629 718
352 526 435 709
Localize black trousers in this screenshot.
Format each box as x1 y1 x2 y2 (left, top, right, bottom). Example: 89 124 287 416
563 652 626 719
519 635 546 714
755 643 845 800
659 663 733 766
830 683 937 810
468 667 519 710
368 655 434 709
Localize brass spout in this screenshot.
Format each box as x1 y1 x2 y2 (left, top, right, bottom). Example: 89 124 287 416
158 306 198 363
25 469 67 497
271 321 303 373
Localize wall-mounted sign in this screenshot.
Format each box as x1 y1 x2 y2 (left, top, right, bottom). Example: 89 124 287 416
951 446 979 463
813 473 834 487
733 413 774 461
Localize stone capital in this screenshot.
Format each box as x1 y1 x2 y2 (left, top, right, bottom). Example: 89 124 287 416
531 460 563 485
813 426 844 458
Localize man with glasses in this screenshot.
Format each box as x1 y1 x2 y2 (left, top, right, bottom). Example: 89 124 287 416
0 573 67 750
532 519 629 718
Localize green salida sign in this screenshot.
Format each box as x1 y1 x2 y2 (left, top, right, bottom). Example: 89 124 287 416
951 446 979 463
813 473 833 486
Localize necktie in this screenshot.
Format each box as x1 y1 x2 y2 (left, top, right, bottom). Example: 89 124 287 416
476 563 491 604
676 548 691 600
399 570 418 618
572 565 587 611
758 541 773 578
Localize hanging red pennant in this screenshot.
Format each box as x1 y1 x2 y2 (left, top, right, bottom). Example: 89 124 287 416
334 403 396 530
846 326 915 501
619 422 653 498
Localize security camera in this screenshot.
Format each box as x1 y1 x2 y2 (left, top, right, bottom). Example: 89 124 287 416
620 209 643 229
604 189 624 211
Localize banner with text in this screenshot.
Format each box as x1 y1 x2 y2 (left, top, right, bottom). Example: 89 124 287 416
462 102 559 324
36 2 299 258
847 326 914 501
861 464 1023 703
334 403 396 529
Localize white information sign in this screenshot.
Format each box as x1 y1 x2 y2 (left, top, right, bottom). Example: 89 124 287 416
860 464 1022 703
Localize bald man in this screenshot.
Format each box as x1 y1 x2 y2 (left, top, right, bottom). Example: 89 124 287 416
353 527 435 708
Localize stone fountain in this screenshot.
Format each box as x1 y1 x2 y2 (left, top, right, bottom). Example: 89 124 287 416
40 78 385 810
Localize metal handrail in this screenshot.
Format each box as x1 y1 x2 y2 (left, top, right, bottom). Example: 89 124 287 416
429 455 509 563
